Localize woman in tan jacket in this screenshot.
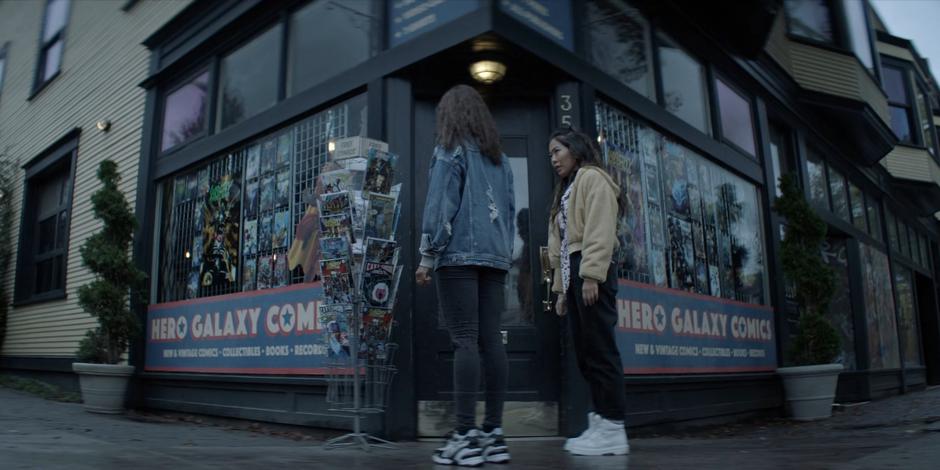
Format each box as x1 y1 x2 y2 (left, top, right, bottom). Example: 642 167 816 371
547 128 629 456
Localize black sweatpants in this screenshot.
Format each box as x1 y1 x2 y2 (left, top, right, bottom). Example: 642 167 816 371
565 252 626 421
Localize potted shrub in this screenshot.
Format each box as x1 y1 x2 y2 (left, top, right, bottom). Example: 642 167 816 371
773 173 842 420
72 160 147 414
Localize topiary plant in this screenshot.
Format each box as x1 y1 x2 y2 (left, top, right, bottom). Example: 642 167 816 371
76 160 148 364
773 173 840 365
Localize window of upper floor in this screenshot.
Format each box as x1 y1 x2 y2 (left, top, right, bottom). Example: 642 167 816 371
714 75 757 156
32 0 70 97
784 0 877 76
159 0 381 153
804 143 883 241
881 57 939 154
14 132 78 305
657 34 711 135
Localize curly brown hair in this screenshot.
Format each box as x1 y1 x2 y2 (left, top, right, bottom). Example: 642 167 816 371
435 84 502 164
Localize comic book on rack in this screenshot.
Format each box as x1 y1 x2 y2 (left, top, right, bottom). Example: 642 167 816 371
364 193 397 240
362 148 398 195
363 237 398 265
321 303 352 358
359 307 393 361
320 258 353 304
320 236 352 261
361 262 394 308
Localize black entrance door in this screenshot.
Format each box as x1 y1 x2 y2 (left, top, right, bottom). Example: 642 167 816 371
413 96 558 437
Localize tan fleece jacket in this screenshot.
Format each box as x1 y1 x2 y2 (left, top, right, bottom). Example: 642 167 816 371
548 166 620 294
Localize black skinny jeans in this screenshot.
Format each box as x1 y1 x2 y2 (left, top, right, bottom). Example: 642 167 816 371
436 265 509 431
566 252 627 422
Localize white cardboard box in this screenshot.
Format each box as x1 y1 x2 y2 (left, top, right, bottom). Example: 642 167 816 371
332 136 388 161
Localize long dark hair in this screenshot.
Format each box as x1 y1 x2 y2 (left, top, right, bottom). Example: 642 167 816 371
549 127 626 222
435 84 502 164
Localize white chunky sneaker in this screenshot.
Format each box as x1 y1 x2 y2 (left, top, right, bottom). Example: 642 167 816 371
432 429 485 466
563 412 601 452
478 427 511 464
567 416 630 456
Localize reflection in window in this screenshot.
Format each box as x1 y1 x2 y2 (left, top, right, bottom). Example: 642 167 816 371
161 71 209 152
159 94 368 302
849 182 866 232
822 237 856 369
894 265 921 366
288 0 378 96
768 124 792 198
919 234 929 268
885 206 899 252
503 156 532 326
827 165 849 222
658 36 710 134
806 148 828 210
596 101 766 305
860 243 899 369
582 0 654 99
865 194 881 241
715 78 756 156
784 0 835 43
843 0 874 73
218 24 282 130
899 222 911 259
915 84 935 154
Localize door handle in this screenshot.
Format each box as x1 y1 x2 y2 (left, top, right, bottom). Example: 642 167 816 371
539 246 552 312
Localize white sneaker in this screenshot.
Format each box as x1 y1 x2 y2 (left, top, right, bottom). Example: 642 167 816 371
567 416 629 456
563 412 601 452
432 429 485 466
478 427 510 463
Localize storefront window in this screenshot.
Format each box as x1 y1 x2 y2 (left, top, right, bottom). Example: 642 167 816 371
885 207 899 253
288 0 379 96
899 222 911 259
865 193 881 242
218 24 283 131
822 237 856 369
805 147 829 210
910 227 921 264
159 94 368 302
849 182 866 232
596 100 766 304
658 36 710 135
894 265 922 366
784 0 835 44
715 77 756 156
860 243 899 369
581 0 654 100
161 70 209 152
827 165 849 222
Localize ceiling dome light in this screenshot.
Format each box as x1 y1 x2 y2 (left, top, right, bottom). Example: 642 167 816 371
469 60 507 84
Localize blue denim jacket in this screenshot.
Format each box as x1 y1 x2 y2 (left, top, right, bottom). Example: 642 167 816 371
419 143 515 271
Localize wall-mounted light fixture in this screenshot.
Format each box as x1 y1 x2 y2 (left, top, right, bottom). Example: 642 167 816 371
96 120 111 132
328 140 336 153
469 60 507 85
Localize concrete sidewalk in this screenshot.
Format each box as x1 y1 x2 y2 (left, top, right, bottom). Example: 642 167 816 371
1 385 940 469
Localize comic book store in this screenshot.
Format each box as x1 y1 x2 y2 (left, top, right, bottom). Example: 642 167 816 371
135 0 940 439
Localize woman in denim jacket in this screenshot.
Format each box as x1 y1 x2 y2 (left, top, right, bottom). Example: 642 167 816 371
415 85 514 466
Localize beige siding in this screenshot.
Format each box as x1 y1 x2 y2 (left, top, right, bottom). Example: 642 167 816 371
764 13 792 76
789 42 889 124
881 146 934 183
0 0 190 358
877 42 915 62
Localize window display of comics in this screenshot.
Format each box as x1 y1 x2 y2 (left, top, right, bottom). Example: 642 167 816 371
158 94 367 302
596 100 767 305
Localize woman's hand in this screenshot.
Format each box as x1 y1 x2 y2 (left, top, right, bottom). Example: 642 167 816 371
582 279 599 306
415 266 432 287
555 295 566 317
